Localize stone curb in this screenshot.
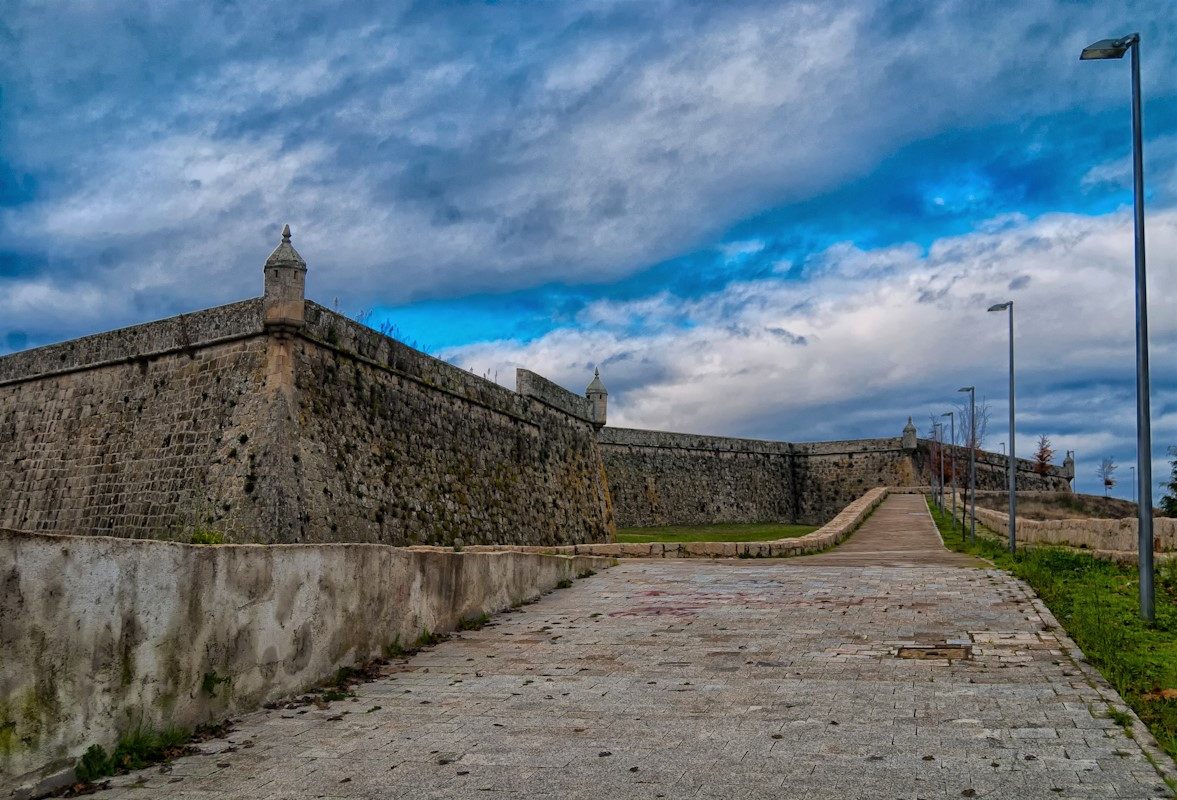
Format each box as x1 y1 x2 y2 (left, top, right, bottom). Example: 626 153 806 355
1009 574 1177 787
431 486 892 559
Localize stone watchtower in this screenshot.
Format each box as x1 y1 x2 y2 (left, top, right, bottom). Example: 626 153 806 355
263 223 307 337
901 416 918 450
585 368 607 429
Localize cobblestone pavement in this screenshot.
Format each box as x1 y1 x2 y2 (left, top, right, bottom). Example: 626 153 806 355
98 497 1174 799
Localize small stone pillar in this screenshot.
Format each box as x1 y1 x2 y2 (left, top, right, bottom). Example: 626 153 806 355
585 368 607 429
263 223 307 337
901 416 918 450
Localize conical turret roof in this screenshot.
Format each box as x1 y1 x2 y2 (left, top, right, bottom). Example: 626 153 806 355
265 224 307 270
586 367 607 395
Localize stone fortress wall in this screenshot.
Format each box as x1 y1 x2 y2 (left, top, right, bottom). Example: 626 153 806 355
600 425 1073 528
0 226 1072 543
0 230 614 548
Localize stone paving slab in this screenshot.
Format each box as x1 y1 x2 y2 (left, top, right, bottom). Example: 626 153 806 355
793 492 982 567
95 542 1174 799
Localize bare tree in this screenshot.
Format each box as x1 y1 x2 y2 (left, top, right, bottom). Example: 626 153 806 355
1034 434 1054 476
954 395 991 451
1096 457 1117 497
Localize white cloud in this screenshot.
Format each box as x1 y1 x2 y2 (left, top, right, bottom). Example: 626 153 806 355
445 207 1177 497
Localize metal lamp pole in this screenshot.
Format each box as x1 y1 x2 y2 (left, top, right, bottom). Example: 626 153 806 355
942 411 956 531
988 301 1016 554
1081 32 1154 621
934 422 944 510
959 386 976 543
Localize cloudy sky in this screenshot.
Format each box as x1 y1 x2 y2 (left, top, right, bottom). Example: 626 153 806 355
2 1 1175 498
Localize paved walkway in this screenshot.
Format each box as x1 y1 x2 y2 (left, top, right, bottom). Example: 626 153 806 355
96 497 1172 799
798 493 981 567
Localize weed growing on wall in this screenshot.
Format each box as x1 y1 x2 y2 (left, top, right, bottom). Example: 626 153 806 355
457 613 492 631
190 527 224 545
74 725 191 784
201 671 230 697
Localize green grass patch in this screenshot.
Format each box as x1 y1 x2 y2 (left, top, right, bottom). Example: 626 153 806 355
616 521 817 543
75 725 192 783
414 628 444 648
189 528 225 545
457 613 492 631
927 498 1177 762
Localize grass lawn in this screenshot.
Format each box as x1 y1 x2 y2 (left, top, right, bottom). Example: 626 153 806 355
616 521 818 543
927 498 1177 767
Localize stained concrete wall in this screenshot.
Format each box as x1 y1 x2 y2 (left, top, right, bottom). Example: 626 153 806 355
0 529 611 794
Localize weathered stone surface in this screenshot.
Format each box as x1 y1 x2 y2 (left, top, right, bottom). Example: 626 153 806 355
600 426 1070 528
0 333 273 539
0 299 615 547
0 528 612 793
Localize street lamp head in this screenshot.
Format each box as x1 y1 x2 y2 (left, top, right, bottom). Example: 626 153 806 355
958 386 973 393
987 301 1012 312
941 412 952 418
1080 34 1138 60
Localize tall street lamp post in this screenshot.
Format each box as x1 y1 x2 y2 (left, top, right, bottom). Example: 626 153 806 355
988 301 1016 554
942 411 956 532
934 422 944 510
1081 32 1154 621
959 387 976 543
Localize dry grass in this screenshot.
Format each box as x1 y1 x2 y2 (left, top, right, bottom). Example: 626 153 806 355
972 491 1142 521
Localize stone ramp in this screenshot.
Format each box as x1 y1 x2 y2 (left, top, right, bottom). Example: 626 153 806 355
94 559 1171 800
793 492 983 567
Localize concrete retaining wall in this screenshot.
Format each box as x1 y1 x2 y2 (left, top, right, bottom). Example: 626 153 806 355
0 529 611 795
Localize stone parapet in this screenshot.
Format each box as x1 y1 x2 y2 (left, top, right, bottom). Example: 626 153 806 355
516 368 594 423
0 299 263 386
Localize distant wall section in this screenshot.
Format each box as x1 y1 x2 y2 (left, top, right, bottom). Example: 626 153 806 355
597 428 795 528
600 426 1071 528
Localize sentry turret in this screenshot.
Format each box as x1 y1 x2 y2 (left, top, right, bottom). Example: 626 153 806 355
586 368 607 429
263 223 307 337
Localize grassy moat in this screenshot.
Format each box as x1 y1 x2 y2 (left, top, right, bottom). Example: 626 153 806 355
617 521 818 543
928 498 1177 765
